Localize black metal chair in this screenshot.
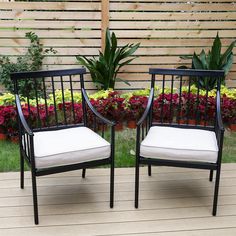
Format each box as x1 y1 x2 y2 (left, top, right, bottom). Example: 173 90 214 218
11 68 115 224
135 68 225 216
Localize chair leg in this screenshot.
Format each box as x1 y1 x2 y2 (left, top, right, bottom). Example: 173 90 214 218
31 171 39 224
212 168 221 216
82 168 86 178
209 170 214 182
20 154 24 189
148 164 152 176
135 158 140 208
110 160 115 208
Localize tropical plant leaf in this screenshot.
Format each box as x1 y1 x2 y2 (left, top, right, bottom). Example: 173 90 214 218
116 77 131 86
199 50 208 70
192 52 203 69
209 33 221 70
220 40 236 66
222 52 233 75
180 55 192 60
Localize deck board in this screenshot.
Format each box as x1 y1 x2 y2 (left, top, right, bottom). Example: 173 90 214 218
0 164 236 235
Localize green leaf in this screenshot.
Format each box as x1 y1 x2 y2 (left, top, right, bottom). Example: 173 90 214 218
220 40 236 66
199 50 208 70
222 52 233 75
192 52 203 69
180 55 192 60
116 77 131 86
209 32 221 69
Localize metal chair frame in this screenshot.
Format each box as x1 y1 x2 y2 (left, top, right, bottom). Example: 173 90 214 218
11 68 115 224
135 68 225 216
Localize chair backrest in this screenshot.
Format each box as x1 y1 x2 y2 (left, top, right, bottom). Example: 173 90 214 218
149 68 225 129
11 68 87 131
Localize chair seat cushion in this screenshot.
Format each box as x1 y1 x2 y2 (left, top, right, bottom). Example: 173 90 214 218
140 126 218 163
33 127 110 169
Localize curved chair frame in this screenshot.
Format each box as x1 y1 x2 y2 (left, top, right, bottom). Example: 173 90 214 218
135 68 225 216
11 68 115 224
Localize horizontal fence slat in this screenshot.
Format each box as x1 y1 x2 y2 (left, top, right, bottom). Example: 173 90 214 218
110 0 233 2
0 38 234 48
109 21 236 30
2 47 236 56
0 38 101 47
110 3 236 12
0 30 101 38
0 20 101 29
0 11 101 20
110 12 236 20
2 29 234 39
0 2 101 10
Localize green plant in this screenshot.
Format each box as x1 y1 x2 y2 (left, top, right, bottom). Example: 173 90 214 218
0 32 56 98
180 33 235 90
76 28 140 89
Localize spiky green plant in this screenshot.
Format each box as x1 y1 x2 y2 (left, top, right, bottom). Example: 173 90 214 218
76 29 140 89
180 33 235 90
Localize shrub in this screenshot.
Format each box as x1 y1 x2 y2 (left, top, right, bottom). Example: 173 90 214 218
0 32 56 98
179 33 236 90
125 96 148 121
76 28 140 90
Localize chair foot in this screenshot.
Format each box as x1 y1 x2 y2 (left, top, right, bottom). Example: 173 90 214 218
135 161 139 209
31 172 39 225
82 169 86 178
110 201 114 208
209 170 213 182
148 165 152 176
110 162 114 209
20 155 24 189
212 168 221 217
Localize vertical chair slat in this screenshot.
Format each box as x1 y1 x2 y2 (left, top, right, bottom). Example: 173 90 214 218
34 79 41 129
161 75 165 123
42 77 49 127
69 75 76 124
26 96 31 128
60 76 67 125
51 76 58 126
186 76 192 124
177 75 183 123
204 78 209 126
169 75 174 124
196 77 201 125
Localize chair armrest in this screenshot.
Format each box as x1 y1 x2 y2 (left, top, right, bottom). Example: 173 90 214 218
137 88 154 126
82 88 115 126
215 90 224 151
215 90 224 132
15 95 33 136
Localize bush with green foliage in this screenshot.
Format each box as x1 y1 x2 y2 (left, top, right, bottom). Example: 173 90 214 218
179 33 235 90
0 32 56 98
76 28 140 90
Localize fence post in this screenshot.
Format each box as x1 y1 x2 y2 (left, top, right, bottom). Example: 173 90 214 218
101 0 110 52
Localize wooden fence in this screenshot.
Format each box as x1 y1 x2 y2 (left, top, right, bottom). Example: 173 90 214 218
0 0 236 91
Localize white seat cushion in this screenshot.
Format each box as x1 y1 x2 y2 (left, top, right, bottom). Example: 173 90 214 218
32 127 110 169
140 126 218 163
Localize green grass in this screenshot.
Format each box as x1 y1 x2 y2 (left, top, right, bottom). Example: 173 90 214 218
0 128 235 172
0 140 21 172
221 130 236 163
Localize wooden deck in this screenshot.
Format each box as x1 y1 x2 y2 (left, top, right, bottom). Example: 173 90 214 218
0 164 236 236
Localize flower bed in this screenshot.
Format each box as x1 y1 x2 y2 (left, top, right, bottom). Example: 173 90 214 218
1 85 236 139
